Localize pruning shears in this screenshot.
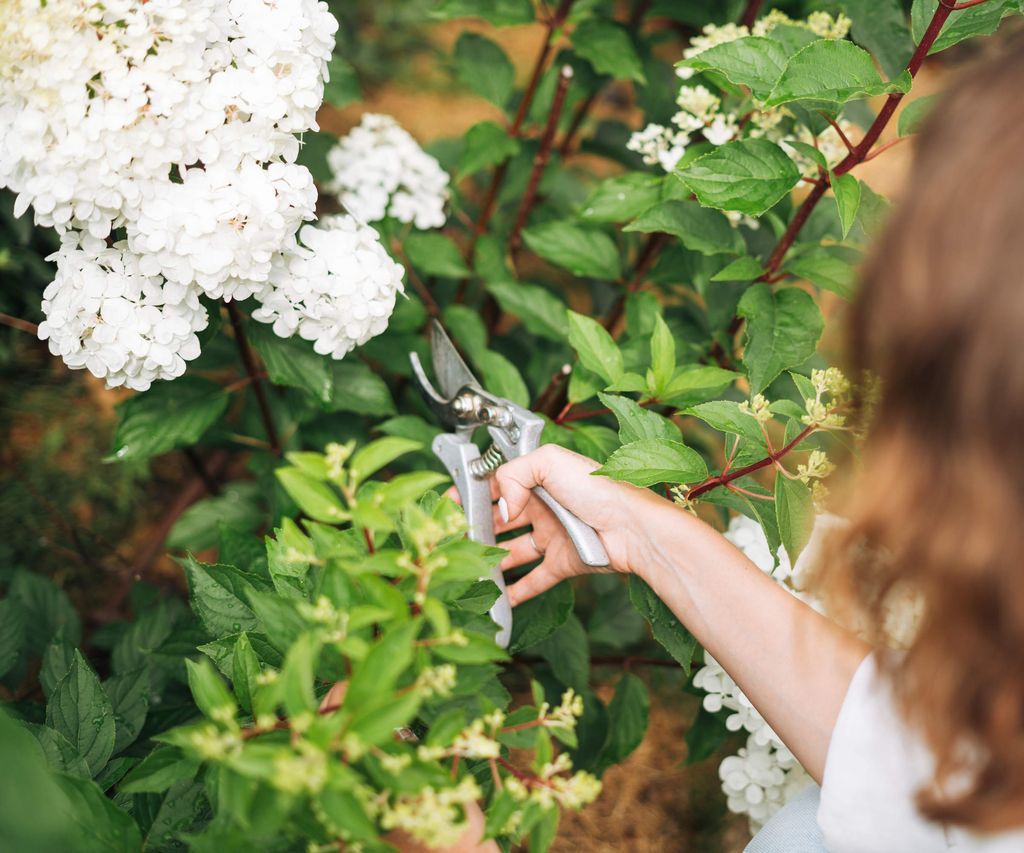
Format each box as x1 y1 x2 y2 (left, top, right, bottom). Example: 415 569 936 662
409 321 609 648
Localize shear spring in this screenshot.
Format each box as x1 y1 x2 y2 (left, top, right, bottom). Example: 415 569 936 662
469 443 506 478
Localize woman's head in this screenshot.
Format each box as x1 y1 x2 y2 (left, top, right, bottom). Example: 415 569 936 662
833 40 1024 831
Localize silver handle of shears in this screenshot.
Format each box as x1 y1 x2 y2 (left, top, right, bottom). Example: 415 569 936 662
531 486 609 568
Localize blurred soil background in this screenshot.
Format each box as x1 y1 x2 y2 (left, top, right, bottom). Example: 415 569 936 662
1 4 1011 850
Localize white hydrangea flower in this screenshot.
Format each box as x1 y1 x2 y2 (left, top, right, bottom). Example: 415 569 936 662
626 123 691 172
326 114 450 230
128 159 317 300
719 734 813 832
37 238 208 391
251 214 405 358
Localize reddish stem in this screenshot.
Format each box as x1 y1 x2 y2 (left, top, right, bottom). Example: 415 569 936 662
740 0 765 27
509 65 575 258
226 303 281 456
687 424 816 500
0 311 39 335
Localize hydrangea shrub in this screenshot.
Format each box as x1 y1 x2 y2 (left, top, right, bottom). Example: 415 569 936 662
1 0 1021 848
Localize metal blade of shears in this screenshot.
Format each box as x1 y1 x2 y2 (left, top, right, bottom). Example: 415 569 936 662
429 320 479 398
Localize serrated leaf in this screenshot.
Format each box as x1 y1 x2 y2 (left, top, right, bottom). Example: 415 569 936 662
786 251 856 299
534 613 589 690
105 668 149 753
765 39 912 108
775 475 814 564
167 481 263 551
596 438 707 488
509 581 573 653
53 773 142 851
345 620 420 710
568 312 623 384
737 284 824 394
598 393 680 444
831 172 861 239
649 314 675 394
659 365 738 406
276 467 347 523
46 651 115 777
327 360 396 416
182 557 261 638
108 377 228 462
711 255 764 282
579 173 663 223
573 19 646 83
628 576 698 673
119 746 198 794
522 222 622 280
231 633 262 713
898 93 940 136
600 673 649 768
403 232 469 278
454 33 514 106
485 280 569 341
7 571 81 655
40 633 75 698
249 322 333 404
911 0 1017 54
678 139 800 217
680 35 788 99
624 199 743 256
685 400 767 448
478 350 530 408
844 0 915 79
458 121 521 179
350 436 423 484
186 657 237 719
431 0 534 27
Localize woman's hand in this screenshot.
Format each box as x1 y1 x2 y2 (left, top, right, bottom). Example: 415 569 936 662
487 444 673 606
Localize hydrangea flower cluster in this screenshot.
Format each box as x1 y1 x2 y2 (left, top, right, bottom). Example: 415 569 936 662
2 0 412 391
251 215 405 359
326 113 450 230
627 9 856 225
692 514 835 831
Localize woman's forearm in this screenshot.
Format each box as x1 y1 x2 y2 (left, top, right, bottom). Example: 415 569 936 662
631 499 869 781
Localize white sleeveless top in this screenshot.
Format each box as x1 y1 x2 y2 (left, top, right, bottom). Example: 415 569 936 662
818 655 1024 852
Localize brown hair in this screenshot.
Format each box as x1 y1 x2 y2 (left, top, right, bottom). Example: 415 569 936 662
828 40 1024 832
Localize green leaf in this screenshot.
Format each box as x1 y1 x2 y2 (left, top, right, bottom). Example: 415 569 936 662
328 360 396 416
454 33 514 106
580 173 663 223
509 581 573 653
685 400 767 448
831 172 861 239
844 0 915 79
898 93 940 136
431 0 534 26
276 467 347 523
119 746 198 794
28 724 90 778
711 255 764 282
186 657 237 720
628 576 698 673
249 322 333 404
911 0 1017 54
528 806 560 853
659 365 738 407
534 613 589 690
105 668 149 753
737 284 824 394
765 39 912 108
596 438 707 488
458 120 521 179
279 633 319 719
346 620 420 710
478 350 530 408
598 393 680 444
53 773 142 851
182 557 261 638
350 436 423 484
40 634 75 698
231 633 262 713
684 706 730 765
572 424 619 463
624 199 743 256
568 311 623 384
572 19 646 83
786 251 856 299
46 651 115 777
485 280 569 341
600 673 649 767
679 35 788 100
775 475 815 564
522 222 622 280
677 139 800 217
649 314 675 394
167 481 263 551
108 377 228 462
347 689 423 746
7 571 81 655
403 232 469 278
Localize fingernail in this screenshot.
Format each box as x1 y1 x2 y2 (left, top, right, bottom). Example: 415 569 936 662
498 497 509 523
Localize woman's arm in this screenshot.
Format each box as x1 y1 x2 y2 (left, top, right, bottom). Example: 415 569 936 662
493 445 869 781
